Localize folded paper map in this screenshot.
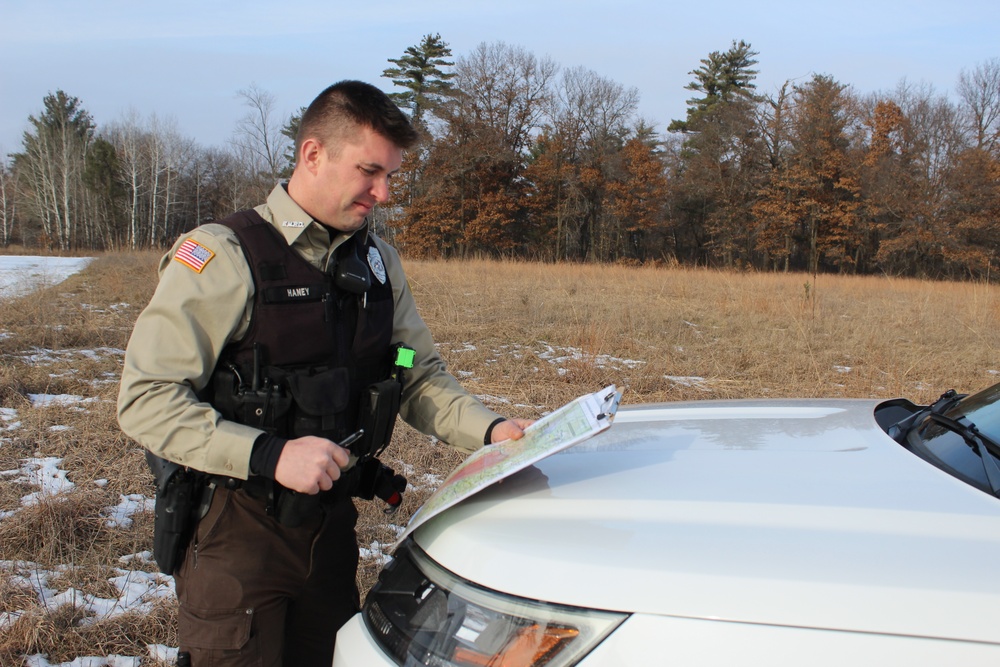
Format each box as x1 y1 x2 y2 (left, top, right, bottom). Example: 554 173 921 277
394 385 622 548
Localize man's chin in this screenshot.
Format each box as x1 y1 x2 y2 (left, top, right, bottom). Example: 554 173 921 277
327 215 368 233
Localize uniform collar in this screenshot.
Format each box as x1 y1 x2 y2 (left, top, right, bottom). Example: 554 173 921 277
259 182 370 249
260 183 317 245
256 183 370 271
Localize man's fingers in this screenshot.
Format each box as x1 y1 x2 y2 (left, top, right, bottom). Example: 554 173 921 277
275 437 350 493
317 471 334 492
330 444 351 469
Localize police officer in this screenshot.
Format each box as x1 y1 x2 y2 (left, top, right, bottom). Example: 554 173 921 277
117 80 531 667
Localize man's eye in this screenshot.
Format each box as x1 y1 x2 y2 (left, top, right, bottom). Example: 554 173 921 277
360 166 376 176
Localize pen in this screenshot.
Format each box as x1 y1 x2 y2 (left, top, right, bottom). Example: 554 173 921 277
338 429 364 448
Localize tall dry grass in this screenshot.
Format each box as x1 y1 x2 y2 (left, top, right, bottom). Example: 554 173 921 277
1 252 999 664
403 259 999 404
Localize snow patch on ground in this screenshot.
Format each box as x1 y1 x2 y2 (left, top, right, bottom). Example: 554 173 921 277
0 256 94 300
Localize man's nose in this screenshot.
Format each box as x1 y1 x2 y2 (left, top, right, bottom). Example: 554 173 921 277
371 177 390 203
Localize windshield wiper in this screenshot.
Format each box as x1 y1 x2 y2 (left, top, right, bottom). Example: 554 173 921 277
925 412 1000 497
887 389 966 443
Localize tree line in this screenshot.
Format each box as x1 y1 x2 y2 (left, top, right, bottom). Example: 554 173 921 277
2 36 999 279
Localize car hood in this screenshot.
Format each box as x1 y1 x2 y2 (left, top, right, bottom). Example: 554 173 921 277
413 398 1000 644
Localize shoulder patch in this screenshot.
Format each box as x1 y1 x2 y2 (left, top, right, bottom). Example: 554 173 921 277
173 238 216 273
368 245 387 285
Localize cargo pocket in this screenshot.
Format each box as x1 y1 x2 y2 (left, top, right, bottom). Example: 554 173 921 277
179 604 254 651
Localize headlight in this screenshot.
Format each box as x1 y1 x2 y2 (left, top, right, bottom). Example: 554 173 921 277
364 541 626 666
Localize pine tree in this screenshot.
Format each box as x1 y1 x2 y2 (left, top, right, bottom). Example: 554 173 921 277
666 42 764 267
382 33 456 128
280 106 305 172
669 40 759 133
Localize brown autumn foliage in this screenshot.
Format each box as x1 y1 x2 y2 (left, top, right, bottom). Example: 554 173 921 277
386 51 1000 278
6 44 999 281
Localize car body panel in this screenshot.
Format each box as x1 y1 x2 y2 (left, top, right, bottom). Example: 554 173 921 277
335 609 1000 666
335 615 396 666
411 399 1000 646
582 613 1000 665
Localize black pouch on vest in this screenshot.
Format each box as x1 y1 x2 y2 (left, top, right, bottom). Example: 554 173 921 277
356 379 402 460
285 367 350 437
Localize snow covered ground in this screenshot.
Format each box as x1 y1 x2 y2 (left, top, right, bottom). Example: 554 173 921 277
0 256 179 667
0 256 95 300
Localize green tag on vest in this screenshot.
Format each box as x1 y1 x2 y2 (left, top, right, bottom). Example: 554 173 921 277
394 345 415 369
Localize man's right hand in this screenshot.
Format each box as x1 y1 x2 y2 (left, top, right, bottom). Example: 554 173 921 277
273 436 351 494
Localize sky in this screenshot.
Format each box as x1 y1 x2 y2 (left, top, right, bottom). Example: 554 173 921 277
1 0 998 156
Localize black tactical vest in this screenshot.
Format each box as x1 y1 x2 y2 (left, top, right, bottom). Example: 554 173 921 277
205 210 395 443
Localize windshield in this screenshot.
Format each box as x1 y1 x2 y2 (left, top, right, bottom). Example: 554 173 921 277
948 383 1000 436
907 383 1000 495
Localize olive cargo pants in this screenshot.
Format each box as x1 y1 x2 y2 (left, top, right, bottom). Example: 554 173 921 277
174 485 360 666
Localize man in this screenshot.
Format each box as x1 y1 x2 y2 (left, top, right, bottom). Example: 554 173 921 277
118 80 531 667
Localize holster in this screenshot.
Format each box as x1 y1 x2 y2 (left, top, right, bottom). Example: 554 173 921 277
146 451 210 576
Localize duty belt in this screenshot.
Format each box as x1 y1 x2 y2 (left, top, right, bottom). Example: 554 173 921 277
215 471 358 504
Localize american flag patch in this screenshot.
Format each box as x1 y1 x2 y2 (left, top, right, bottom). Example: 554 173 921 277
173 239 215 273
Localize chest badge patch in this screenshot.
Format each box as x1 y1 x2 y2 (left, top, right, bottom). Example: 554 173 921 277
368 246 387 285
173 239 215 273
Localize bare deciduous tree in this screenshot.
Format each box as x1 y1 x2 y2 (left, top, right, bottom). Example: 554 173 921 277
957 58 1000 154
12 90 95 249
552 66 641 260
454 42 559 156
0 153 16 246
558 66 639 148
232 83 291 196
106 111 191 247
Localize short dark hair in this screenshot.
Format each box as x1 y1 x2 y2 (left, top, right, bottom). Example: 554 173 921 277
296 80 419 157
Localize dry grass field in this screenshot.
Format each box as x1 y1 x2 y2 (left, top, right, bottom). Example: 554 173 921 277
1 252 999 664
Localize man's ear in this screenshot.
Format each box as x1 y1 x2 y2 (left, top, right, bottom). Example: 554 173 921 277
298 137 324 174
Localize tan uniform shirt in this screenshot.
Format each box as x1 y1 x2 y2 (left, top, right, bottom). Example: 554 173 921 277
118 184 502 479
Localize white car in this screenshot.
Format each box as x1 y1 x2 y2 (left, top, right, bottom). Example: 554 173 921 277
334 386 1000 665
